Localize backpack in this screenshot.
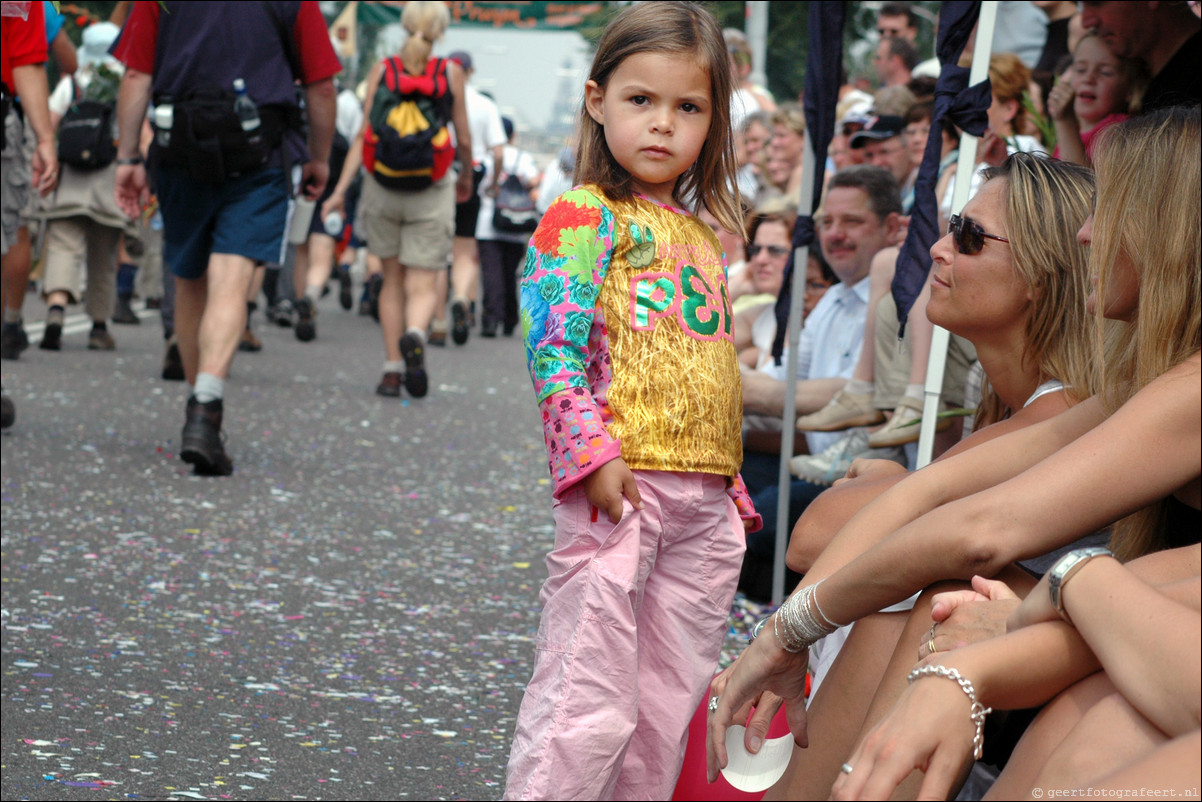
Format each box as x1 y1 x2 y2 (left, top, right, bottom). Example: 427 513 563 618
366 57 454 191
492 167 540 234
58 74 119 170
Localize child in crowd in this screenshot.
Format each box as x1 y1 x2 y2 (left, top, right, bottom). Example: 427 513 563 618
505 3 761 799
1048 31 1148 167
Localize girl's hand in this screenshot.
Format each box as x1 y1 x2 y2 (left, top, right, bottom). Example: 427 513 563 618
1047 77 1076 122
706 624 810 783
923 576 1019 660
582 458 643 523
830 671 977 801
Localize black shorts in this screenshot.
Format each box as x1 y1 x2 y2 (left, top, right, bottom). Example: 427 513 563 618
453 165 486 237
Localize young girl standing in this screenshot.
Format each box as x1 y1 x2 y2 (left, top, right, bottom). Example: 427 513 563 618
505 3 761 799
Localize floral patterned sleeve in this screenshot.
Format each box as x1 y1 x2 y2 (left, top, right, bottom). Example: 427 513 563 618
727 474 763 533
519 189 621 497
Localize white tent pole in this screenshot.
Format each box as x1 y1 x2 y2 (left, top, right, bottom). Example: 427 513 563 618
771 128 816 605
916 0 999 468
745 1 770 91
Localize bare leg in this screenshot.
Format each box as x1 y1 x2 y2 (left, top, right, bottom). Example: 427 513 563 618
404 266 440 336
1 226 32 319
377 256 404 362
1029 691 1167 796
174 275 208 385
857 568 1038 800
985 672 1116 800
196 254 255 380
1083 729 1200 795
764 611 908 800
853 248 898 383
450 235 478 307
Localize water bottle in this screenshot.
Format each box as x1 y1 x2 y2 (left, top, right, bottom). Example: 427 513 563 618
232 79 261 138
153 101 173 147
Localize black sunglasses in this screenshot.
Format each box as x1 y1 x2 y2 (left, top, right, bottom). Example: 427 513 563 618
747 243 791 259
948 214 1009 255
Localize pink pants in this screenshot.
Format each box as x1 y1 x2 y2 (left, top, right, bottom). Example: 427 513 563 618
504 471 745 801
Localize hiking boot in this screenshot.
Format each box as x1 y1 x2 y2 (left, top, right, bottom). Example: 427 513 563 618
238 327 262 352
400 332 428 398
0 324 25 360
161 336 185 381
88 327 116 351
450 299 470 345
427 329 446 347
39 322 63 351
795 390 884 432
180 395 233 476
294 297 317 342
0 389 13 430
268 299 295 328
376 371 403 398
480 320 498 338
112 295 141 325
337 266 353 311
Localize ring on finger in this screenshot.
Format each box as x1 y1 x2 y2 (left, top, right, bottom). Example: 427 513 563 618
927 622 937 642
841 763 854 775
927 637 938 655
708 696 720 713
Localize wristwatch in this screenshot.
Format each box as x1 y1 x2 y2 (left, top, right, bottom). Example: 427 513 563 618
116 156 144 166
1047 547 1113 624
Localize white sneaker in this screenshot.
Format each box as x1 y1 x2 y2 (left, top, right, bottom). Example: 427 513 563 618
791 429 906 486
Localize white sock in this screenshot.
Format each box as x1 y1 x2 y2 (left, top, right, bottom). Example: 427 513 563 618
193 372 225 403
305 285 322 303
405 327 426 342
903 383 924 403
845 378 874 396
384 360 404 373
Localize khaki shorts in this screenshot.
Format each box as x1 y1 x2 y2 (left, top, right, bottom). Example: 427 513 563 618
361 172 455 270
1 110 32 254
873 292 977 410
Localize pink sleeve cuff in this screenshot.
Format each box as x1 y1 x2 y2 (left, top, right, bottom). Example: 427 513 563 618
539 388 622 498
727 473 762 533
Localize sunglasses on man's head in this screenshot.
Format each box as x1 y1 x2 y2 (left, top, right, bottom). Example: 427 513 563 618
948 214 1009 255
747 243 791 259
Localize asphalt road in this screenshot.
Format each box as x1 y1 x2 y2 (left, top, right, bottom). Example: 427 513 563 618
1 287 558 801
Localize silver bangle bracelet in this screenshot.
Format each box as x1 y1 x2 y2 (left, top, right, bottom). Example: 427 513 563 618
907 665 992 760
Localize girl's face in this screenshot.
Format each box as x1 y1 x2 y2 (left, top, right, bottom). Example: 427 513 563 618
1069 36 1131 126
1078 212 1140 321
803 258 832 317
927 179 1033 339
747 220 790 296
584 52 713 205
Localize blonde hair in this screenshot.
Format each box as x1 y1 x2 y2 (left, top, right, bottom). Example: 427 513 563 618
575 1 743 236
400 0 450 74
972 154 1098 429
988 52 1031 137
1090 107 1201 560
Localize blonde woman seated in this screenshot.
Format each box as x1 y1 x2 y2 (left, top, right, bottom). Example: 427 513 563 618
705 107 1201 800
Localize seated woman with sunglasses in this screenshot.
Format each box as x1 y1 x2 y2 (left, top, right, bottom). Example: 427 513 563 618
706 108 1201 799
701 141 1187 793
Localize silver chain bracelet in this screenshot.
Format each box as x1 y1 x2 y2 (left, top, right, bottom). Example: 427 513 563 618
906 665 992 760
